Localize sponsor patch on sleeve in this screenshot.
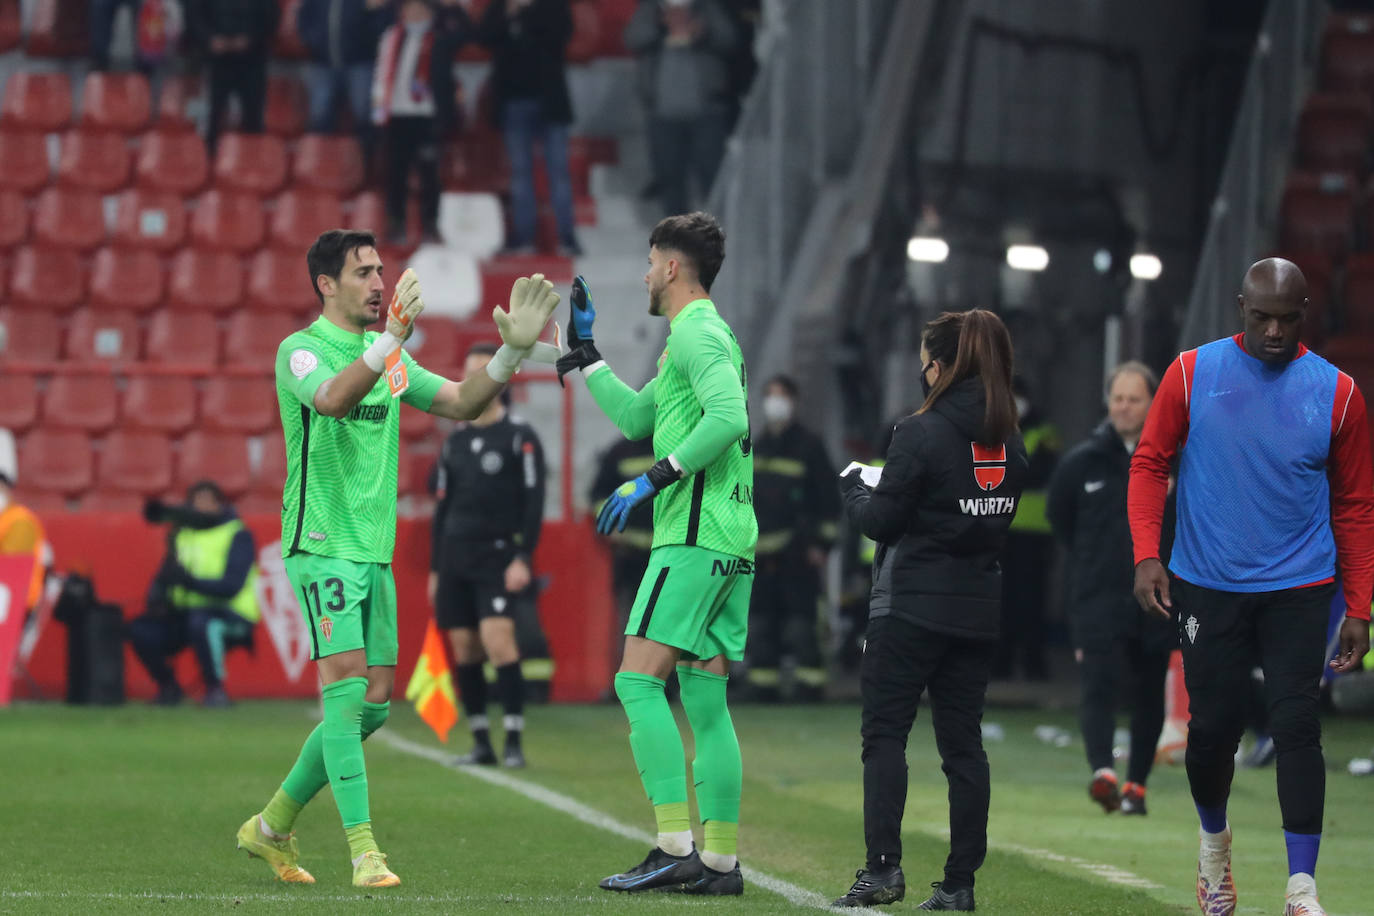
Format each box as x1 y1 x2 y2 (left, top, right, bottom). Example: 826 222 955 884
290 349 319 379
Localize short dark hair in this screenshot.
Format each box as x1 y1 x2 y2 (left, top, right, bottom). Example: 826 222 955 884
465 341 500 359
186 479 225 505
648 211 726 292
306 229 378 303
766 374 799 397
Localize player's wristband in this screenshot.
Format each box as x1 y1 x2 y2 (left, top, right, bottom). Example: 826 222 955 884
362 331 401 372
485 343 527 383
645 456 684 492
555 342 603 383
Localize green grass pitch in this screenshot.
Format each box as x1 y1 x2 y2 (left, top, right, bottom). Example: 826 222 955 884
3 701 1372 914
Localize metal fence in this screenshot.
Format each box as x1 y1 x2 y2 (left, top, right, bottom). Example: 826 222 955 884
1177 0 1321 350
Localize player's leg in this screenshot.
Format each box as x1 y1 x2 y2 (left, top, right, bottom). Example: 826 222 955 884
477 597 525 768
1255 584 1333 914
1078 638 1122 812
442 572 495 765
1175 577 1250 915
1121 636 1171 815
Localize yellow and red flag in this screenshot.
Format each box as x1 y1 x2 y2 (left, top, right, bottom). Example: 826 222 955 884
404 619 458 742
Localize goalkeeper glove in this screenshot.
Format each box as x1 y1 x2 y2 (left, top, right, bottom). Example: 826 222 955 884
596 457 682 534
557 275 603 383
488 273 560 382
362 268 425 396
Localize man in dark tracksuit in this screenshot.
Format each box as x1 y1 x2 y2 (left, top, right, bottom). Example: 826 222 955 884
429 345 547 768
1048 361 1174 816
746 375 841 700
186 0 280 153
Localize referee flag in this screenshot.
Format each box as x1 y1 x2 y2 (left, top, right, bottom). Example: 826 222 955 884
405 619 459 742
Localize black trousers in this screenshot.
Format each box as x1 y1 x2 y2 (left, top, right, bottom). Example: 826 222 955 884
207 53 268 153
129 608 250 690
385 116 441 236
747 555 823 677
1078 635 1171 783
649 112 729 218
1173 576 1332 834
860 616 992 888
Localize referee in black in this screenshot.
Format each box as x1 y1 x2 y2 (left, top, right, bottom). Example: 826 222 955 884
429 342 547 769
832 310 1028 911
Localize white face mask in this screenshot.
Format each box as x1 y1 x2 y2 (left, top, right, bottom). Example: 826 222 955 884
1014 395 1029 420
762 395 793 426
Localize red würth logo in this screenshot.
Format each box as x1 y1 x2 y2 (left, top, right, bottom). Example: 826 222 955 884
970 443 1007 491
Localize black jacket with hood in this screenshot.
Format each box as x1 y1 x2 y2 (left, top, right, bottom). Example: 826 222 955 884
842 377 1029 640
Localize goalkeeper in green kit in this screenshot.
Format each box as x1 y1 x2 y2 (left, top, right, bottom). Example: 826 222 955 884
556 212 757 895
234 229 559 888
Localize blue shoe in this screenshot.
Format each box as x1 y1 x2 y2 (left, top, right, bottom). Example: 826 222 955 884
599 846 702 892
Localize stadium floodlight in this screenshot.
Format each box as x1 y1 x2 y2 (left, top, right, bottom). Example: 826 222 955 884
1005 244 1048 272
907 236 949 263
1129 253 1162 280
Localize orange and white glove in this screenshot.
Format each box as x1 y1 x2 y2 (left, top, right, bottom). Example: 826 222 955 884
362 267 424 396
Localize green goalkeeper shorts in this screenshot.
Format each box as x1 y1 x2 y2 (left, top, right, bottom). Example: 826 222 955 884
625 545 754 662
284 552 399 666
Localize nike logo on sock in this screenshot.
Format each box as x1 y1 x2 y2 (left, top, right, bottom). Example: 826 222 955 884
341 772 363 781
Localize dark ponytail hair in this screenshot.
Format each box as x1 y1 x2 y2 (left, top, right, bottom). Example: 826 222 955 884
916 309 1018 445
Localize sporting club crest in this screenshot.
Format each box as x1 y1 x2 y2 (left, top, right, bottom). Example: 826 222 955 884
1185 615 1199 644
970 443 1007 491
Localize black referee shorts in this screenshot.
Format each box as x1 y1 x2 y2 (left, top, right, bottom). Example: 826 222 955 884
434 542 520 630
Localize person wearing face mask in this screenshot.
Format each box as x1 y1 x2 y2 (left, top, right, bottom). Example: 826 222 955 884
1047 362 1175 817
744 375 841 701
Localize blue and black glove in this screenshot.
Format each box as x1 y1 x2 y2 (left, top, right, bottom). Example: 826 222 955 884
556 275 603 384
596 457 682 534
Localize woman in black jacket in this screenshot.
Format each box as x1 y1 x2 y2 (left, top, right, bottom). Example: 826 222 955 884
832 310 1029 910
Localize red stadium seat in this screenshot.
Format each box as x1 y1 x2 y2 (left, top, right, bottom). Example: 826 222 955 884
19 428 93 496
166 248 245 313
89 246 165 312
66 308 139 362
213 133 289 196
274 0 309 60
33 186 105 251
0 189 28 248
176 431 252 495
250 432 288 494
400 405 438 442
1279 172 1357 257
145 311 219 366
43 371 119 432
480 253 573 311
347 190 387 234
245 248 318 315
9 245 84 309
0 307 61 364
224 311 301 370
111 188 187 252
0 372 38 431
1322 15 1374 95
293 135 365 195
154 74 200 133
135 129 209 195
403 316 464 369
268 189 345 250
1278 251 1334 347
265 75 306 138
1297 94 1372 175
1342 252 1374 335
0 71 71 131
0 130 50 192
98 429 173 496
201 376 277 433
56 129 133 192
190 189 266 253
80 72 151 133
24 0 88 58
0 0 19 52
121 373 198 434
80 491 145 513
566 1 602 63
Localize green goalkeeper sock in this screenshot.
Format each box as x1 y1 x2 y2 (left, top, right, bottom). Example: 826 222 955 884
321 676 370 829
678 665 741 867
260 788 305 838
614 670 688 806
345 822 379 861
273 699 389 831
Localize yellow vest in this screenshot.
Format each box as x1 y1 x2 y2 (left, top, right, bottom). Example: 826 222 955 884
169 520 260 623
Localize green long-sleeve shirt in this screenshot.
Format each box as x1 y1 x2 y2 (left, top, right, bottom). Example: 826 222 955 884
586 299 757 559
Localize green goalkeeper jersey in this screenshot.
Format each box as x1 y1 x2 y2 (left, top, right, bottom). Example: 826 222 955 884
274 315 445 562
587 299 757 559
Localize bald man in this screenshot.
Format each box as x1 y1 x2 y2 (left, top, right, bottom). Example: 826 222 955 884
1128 258 1374 916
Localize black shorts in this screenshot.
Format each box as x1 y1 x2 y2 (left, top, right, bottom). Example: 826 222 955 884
434 542 520 630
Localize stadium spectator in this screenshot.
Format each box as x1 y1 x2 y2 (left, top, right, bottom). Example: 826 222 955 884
93 0 184 74
187 0 279 153
477 0 581 256
128 481 259 708
1047 361 1173 816
298 0 394 169
428 343 547 769
624 0 738 219
90 0 138 70
833 310 1027 910
993 376 1060 680
372 0 469 245
745 374 840 701
589 435 657 687
1129 257 1374 916
720 0 760 129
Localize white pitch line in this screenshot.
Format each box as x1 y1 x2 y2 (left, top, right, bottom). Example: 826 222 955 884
913 822 1162 890
374 729 833 909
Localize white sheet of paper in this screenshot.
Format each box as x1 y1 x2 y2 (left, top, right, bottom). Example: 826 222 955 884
841 461 883 488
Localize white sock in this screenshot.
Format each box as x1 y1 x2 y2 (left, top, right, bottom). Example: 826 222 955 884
1092 767 1117 781
657 830 694 857
1200 823 1231 847
701 850 737 872
258 814 288 841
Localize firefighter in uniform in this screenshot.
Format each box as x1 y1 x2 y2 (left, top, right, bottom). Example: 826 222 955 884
745 375 841 700
589 435 656 691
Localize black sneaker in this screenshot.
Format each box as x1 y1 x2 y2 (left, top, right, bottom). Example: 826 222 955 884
452 744 497 766
833 865 905 907
917 882 975 911
599 846 703 892
152 683 184 706
502 744 526 769
201 685 231 708
680 862 743 895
